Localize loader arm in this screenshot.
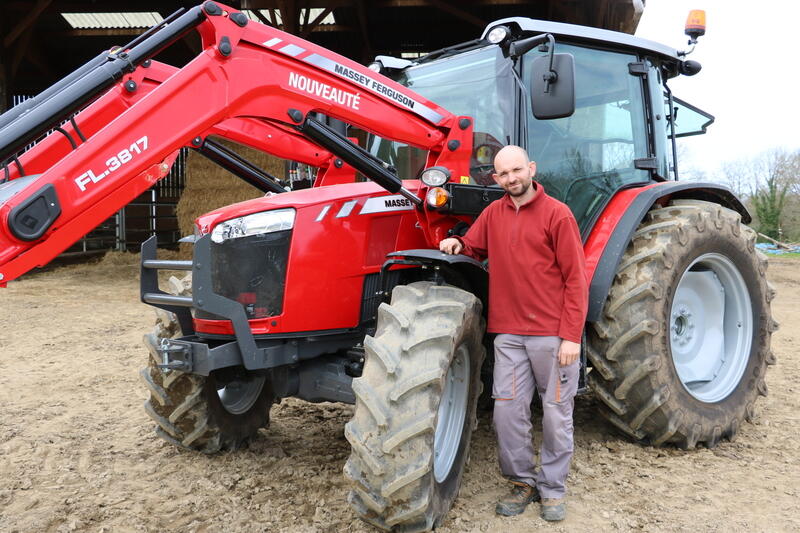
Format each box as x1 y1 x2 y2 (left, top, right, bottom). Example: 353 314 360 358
0 1 472 286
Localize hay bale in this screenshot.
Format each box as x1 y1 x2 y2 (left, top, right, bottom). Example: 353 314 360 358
176 139 287 257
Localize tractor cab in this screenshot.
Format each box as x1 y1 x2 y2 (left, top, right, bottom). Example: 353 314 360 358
367 17 714 237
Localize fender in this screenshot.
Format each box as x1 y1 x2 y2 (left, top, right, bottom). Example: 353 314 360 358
384 249 489 311
585 181 750 322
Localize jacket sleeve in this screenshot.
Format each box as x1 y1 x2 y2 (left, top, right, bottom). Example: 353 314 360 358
553 214 588 343
455 208 490 261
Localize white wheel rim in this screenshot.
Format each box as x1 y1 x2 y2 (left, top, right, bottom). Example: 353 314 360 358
434 344 470 483
670 253 753 402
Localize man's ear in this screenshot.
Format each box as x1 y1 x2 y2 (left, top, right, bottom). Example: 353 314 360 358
529 161 537 178
491 172 500 184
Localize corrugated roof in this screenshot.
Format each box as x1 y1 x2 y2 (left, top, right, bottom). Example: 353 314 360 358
61 12 164 29
242 8 336 26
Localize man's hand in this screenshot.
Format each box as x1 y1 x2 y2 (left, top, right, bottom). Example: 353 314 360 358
439 237 463 255
558 339 580 367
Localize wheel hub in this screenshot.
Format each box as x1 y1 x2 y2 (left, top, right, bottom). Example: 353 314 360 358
217 374 266 415
670 253 753 403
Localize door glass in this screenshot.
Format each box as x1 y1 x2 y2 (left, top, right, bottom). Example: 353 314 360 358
525 44 649 234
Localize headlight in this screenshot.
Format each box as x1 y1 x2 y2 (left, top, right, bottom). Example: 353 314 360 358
486 26 510 44
419 166 451 187
210 208 295 243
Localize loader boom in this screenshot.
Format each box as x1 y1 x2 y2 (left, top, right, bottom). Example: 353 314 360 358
0 1 472 286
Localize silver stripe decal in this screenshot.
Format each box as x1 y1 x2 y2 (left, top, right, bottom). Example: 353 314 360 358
336 200 358 218
263 37 282 48
280 44 306 57
315 204 331 222
359 195 415 214
302 53 445 124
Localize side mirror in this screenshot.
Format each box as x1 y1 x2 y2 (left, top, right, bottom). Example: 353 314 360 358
530 53 575 120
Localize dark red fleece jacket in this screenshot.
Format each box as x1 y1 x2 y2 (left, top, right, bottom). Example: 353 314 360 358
456 183 588 343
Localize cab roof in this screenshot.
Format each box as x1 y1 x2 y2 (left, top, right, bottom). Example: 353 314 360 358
483 17 683 65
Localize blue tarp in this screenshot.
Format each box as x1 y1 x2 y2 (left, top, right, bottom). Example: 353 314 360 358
755 242 800 255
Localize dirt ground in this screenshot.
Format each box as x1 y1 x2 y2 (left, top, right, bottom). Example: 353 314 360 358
1 253 798 533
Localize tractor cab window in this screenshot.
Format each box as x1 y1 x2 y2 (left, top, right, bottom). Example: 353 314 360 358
670 97 714 137
368 45 515 184
525 44 649 236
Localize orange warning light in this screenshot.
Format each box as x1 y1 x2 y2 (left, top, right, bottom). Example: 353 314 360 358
685 9 706 40
426 187 450 208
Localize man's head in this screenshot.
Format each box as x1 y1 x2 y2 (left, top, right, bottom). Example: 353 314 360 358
492 145 536 198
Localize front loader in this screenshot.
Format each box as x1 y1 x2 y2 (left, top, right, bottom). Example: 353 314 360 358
0 3 776 531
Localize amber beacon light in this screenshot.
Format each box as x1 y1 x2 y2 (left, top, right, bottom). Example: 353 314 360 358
685 9 706 43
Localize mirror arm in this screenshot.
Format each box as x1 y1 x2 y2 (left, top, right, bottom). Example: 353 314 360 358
542 34 557 93
509 33 558 92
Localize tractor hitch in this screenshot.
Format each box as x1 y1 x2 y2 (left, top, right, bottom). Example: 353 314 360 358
156 338 193 372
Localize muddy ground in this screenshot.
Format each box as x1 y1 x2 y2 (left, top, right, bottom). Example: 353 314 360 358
1 254 798 532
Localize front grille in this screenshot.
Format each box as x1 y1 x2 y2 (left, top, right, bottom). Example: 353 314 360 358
196 229 291 320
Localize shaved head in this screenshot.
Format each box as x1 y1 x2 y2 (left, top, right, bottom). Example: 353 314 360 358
494 145 530 168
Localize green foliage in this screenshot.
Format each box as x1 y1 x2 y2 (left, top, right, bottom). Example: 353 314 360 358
721 149 800 242
751 175 788 239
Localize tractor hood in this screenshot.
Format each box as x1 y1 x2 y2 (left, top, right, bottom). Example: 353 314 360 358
194 180 423 236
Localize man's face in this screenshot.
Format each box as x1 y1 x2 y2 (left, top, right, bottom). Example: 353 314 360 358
492 151 536 197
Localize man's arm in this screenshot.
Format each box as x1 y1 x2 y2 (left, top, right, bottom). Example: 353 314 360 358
552 214 588 365
439 209 491 260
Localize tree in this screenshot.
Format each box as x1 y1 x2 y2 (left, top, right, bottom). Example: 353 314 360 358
720 149 800 240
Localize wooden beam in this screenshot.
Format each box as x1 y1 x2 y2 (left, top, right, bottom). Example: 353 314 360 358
0 52 7 112
277 0 299 34
10 26 35 78
355 0 373 62
14 37 52 81
378 0 529 6
300 7 334 38
425 0 485 29
250 8 275 26
302 24 354 32
594 0 610 29
302 0 311 28
61 28 143 38
4 0 51 48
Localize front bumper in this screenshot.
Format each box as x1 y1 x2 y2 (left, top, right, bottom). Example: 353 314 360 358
139 235 360 381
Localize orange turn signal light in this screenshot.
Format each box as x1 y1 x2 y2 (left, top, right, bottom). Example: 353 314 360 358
685 9 706 38
426 187 450 208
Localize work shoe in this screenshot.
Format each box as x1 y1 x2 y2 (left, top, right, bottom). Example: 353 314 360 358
495 481 540 516
540 498 566 521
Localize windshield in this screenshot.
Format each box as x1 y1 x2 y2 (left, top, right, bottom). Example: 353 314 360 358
525 43 650 234
368 45 515 184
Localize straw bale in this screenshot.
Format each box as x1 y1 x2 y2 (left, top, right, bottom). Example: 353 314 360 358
176 138 287 246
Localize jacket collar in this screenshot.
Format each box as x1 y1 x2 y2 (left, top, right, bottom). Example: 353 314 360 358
501 181 544 210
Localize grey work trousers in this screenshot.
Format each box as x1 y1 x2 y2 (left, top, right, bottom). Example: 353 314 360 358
492 334 579 499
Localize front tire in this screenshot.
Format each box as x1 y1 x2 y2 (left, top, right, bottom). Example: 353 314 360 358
139 274 273 453
587 200 778 448
345 282 485 532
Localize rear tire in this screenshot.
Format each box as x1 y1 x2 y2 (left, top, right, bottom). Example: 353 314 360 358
140 274 272 453
345 282 485 532
587 200 777 448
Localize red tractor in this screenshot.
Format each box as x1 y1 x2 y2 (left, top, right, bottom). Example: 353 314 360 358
0 3 776 531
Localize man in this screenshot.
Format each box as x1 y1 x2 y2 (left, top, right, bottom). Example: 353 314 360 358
439 145 587 522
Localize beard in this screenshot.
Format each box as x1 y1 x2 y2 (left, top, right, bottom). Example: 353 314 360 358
505 178 532 197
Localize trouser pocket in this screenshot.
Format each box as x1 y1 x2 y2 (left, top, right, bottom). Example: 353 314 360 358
492 334 517 400
492 359 515 400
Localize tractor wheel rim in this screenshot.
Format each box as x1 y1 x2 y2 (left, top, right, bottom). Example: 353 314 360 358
670 252 752 403
217 375 266 415
434 344 470 483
